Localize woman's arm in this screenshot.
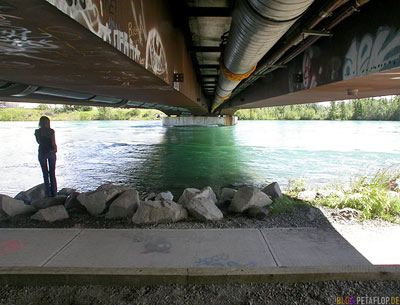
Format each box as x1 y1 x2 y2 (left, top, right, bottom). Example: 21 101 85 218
51 133 57 153
34 129 40 144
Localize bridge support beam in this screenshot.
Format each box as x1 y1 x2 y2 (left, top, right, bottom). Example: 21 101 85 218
162 116 238 127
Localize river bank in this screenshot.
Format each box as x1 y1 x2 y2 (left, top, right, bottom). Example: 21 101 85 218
0 107 162 122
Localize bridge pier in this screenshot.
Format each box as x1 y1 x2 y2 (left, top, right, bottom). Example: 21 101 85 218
162 116 238 127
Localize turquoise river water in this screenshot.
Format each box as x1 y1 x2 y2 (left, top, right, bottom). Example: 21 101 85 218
1 120 400 198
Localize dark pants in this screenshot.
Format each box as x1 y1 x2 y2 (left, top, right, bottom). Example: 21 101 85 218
39 152 57 197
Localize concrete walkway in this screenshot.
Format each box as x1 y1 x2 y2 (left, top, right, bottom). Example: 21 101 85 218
0 227 399 285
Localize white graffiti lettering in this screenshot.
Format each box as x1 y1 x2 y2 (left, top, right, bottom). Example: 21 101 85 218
343 26 400 80
46 0 112 43
146 28 168 82
130 0 147 46
0 14 59 62
113 29 141 62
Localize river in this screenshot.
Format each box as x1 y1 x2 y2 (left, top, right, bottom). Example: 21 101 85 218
1 120 399 198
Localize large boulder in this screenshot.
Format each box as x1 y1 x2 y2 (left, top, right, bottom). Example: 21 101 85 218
77 184 127 216
262 182 282 199
144 192 157 201
64 192 86 213
155 191 174 201
14 184 46 204
220 187 237 203
31 195 67 210
106 189 140 219
178 186 217 205
31 205 69 222
0 194 36 217
229 187 273 213
57 188 76 197
246 206 270 219
132 200 187 224
177 188 200 205
181 187 222 221
184 196 223 221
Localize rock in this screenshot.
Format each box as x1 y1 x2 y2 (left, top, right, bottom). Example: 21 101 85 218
145 192 157 201
177 187 217 206
77 184 127 216
177 188 200 205
0 194 36 217
297 190 317 202
31 195 67 210
220 188 237 203
106 189 140 219
331 208 360 221
262 182 282 199
155 191 174 201
229 187 273 213
246 206 270 219
181 187 221 221
132 200 188 224
183 196 223 221
64 192 86 212
57 188 76 197
31 205 69 222
14 184 46 204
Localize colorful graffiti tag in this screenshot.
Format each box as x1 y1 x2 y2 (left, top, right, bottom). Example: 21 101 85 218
343 26 400 80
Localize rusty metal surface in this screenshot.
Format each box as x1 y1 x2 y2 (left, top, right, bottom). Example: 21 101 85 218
223 0 400 112
0 0 208 114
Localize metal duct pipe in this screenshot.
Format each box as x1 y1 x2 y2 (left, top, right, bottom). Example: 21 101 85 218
211 0 315 112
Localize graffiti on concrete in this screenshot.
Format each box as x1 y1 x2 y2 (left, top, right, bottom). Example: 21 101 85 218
0 240 23 255
194 253 257 267
343 26 400 80
141 237 171 254
47 0 169 82
0 13 59 62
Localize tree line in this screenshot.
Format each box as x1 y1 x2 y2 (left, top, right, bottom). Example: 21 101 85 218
235 97 400 121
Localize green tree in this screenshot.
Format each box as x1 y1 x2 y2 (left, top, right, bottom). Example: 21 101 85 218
36 104 49 110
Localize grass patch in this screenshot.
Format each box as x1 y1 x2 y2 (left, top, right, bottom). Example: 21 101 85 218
271 195 309 214
312 168 400 222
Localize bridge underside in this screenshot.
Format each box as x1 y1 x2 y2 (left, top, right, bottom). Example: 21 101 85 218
0 0 400 114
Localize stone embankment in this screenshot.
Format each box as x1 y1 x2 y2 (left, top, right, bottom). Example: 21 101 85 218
0 182 283 223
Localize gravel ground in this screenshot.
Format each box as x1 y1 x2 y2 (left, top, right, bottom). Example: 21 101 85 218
1 281 399 305
0 204 333 229
1 204 399 304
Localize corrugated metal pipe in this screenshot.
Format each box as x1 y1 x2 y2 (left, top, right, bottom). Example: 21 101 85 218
211 0 315 113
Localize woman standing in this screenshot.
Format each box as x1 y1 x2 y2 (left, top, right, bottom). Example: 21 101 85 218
35 116 57 197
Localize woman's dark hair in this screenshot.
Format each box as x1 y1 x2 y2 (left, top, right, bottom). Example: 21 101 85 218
38 116 50 129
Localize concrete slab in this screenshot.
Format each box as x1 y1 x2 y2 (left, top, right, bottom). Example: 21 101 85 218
46 229 276 268
261 228 370 266
0 229 82 267
332 223 400 265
